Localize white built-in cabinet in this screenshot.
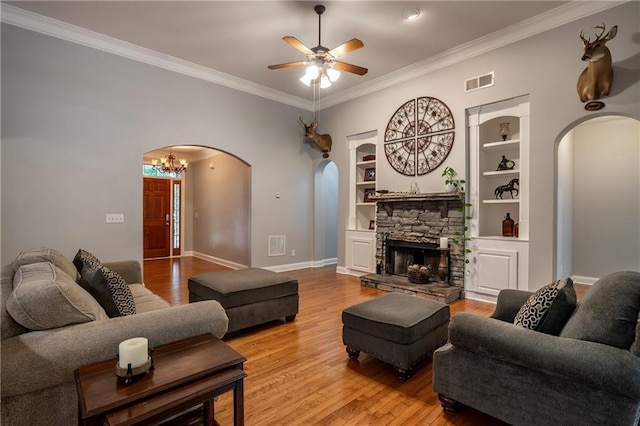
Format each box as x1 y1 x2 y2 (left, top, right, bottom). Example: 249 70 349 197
346 131 377 275
466 96 530 300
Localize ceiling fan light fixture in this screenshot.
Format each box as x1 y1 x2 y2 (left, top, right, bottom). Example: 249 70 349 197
326 67 340 82
320 75 332 89
300 74 313 86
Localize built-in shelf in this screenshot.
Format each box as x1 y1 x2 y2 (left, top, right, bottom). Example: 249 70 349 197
356 181 376 186
483 170 520 177
481 139 520 151
357 202 376 206
482 199 520 204
357 160 376 166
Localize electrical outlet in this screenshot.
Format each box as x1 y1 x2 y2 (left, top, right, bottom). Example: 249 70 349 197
291 249 296 256
106 214 124 223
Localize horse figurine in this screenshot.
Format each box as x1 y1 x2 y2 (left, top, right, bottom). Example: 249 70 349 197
494 178 519 199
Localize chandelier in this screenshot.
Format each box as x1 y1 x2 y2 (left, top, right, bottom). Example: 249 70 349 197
151 149 188 174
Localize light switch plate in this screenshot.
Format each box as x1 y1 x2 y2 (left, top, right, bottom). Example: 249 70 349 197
106 214 124 223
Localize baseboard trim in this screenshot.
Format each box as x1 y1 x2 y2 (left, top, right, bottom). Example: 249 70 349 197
188 251 247 270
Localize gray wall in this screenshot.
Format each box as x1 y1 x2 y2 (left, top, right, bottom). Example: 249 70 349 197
190 153 251 266
572 117 639 277
2 3 639 285
314 160 338 263
321 2 640 290
1 24 318 267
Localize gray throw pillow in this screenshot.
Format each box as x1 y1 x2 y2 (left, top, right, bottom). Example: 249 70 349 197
7 262 108 330
12 247 80 282
560 271 640 350
514 277 576 335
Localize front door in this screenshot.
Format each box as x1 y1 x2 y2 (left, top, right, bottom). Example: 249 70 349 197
143 178 171 258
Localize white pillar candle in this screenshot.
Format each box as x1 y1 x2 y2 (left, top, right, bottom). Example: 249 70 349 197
119 337 148 368
440 237 448 249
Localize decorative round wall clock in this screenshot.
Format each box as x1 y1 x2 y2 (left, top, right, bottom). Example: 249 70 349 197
384 96 455 176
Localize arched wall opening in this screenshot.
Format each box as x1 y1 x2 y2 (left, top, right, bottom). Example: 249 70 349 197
556 115 639 282
314 160 339 266
143 145 251 269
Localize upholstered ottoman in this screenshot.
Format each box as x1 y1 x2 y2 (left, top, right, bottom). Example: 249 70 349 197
342 293 450 380
188 268 298 333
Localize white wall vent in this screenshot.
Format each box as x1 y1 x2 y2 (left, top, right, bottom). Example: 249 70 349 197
464 72 494 93
268 235 286 256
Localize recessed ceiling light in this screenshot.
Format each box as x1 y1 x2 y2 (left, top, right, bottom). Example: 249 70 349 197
403 9 420 21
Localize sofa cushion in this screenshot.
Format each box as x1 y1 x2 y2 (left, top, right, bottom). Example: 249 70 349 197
79 263 136 317
560 271 640 350
6 262 108 330
514 277 576 335
129 283 171 312
11 247 80 282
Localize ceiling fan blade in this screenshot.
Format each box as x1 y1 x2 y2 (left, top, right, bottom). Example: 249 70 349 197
333 61 368 76
283 36 314 55
268 61 307 70
328 38 364 58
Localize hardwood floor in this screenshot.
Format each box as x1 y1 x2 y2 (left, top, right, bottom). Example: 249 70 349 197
143 257 582 425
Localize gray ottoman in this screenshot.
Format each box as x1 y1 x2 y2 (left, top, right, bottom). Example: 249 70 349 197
188 268 299 334
342 292 450 380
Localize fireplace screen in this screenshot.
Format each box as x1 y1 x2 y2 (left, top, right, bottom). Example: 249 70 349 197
384 239 444 280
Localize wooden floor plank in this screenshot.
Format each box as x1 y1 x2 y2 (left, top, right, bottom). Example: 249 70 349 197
143 257 587 425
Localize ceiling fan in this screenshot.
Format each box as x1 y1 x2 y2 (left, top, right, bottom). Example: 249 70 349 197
267 4 367 88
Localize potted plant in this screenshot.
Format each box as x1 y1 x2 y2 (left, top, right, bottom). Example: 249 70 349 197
441 166 465 193
441 166 472 264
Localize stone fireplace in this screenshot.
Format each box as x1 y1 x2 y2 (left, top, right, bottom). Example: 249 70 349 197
361 192 465 303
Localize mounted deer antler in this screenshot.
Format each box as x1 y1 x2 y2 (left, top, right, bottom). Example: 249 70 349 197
299 117 332 158
577 23 618 102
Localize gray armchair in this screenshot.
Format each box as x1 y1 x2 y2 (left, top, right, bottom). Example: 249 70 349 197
433 271 640 425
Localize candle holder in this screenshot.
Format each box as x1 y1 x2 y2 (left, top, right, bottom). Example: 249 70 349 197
436 248 450 287
116 348 154 384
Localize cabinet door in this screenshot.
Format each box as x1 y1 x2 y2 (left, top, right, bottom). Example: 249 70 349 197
471 248 518 297
347 235 375 273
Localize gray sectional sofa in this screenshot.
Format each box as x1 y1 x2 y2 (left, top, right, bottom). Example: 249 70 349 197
1 248 229 426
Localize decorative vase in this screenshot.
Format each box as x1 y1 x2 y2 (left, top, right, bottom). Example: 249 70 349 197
499 122 511 141
502 213 515 237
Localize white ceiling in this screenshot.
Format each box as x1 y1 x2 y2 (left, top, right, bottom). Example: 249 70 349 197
5 0 602 110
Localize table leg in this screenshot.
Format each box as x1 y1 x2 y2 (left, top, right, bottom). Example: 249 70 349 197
234 379 245 426
203 399 215 426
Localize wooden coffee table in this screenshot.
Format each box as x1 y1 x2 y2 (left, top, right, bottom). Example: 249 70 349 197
76 334 246 425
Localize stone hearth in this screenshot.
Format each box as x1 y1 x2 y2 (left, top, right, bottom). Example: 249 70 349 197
361 192 465 302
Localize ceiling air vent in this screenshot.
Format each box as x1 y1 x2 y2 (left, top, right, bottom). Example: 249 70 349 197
464 72 494 93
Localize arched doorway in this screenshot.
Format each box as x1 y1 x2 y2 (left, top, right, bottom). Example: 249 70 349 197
556 115 639 282
314 160 339 266
143 145 251 268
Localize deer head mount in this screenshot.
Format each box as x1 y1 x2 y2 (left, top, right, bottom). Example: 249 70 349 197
577 23 617 103
299 116 332 158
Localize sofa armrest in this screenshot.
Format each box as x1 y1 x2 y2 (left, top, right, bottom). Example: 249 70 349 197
448 312 640 398
102 260 142 284
1 300 228 398
490 289 533 322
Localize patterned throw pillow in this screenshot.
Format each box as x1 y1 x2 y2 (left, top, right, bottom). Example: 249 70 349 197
74 249 136 317
514 278 576 334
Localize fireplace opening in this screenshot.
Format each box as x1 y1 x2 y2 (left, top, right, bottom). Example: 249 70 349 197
384 239 448 283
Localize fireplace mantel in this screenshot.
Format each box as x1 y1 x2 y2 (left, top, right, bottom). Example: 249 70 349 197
369 192 463 203
370 192 464 218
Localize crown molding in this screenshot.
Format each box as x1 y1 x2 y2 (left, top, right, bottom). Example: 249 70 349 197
0 3 315 111
319 0 628 109
2 1 627 112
